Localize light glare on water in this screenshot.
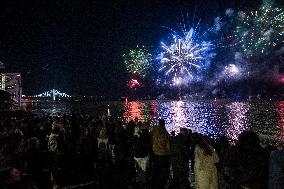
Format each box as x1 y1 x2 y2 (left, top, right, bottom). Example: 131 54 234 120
24 99 284 147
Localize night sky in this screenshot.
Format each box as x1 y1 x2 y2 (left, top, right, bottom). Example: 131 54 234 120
0 0 265 96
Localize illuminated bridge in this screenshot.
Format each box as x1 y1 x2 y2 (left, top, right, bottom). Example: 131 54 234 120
34 89 71 100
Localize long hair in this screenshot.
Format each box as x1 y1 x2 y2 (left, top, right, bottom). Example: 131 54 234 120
195 134 213 156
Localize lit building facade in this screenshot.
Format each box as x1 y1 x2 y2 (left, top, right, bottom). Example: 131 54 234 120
0 73 22 105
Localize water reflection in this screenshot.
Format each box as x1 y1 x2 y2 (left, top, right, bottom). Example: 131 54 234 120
275 101 284 146
150 101 158 120
277 101 284 129
156 101 227 139
122 100 284 146
226 102 250 142
123 101 143 121
25 99 284 146
157 101 189 133
123 101 157 122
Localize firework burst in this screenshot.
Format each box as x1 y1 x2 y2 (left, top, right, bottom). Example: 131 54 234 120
235 3 284 56
123 47 152 78
127 79 141 89
158 27 215 85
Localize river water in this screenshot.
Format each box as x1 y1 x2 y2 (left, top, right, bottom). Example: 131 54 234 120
23 99 284 147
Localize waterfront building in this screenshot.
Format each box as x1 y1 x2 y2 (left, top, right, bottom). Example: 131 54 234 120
0 73 22 105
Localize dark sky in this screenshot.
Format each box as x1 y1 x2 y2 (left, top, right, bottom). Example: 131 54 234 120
0 0 263 96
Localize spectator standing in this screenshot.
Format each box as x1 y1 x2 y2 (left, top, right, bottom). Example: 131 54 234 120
194 134 219 189
151 119 171 189
170 128 191 189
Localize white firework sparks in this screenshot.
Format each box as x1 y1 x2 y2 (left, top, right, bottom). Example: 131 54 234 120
158 27 215 84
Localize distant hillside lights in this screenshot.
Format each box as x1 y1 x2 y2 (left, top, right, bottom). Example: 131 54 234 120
34 89 71 100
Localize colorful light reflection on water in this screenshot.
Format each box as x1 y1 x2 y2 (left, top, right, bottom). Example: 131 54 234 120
123 101 158 123
24 99 284 146
123 100 251 142
156 101 220 138
275 101 284 146
122 100 284 146
226 102 250 142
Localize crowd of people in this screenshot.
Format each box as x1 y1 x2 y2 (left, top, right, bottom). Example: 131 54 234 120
0 111 283 189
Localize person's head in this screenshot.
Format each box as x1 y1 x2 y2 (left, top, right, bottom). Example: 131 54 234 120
115 120 122 127
158 119 165 127
194 134 213 156
7 167 22 184
28 137 40 149
192 133 202 143
180 128 188 135
142 122 149 130
136 121 143 128
53 116 61 123
238 130 260 150
128 120 136 128
101 115 107 122
52 127 60 134
218 136 230 146
134 117 139 123
187 128 192 135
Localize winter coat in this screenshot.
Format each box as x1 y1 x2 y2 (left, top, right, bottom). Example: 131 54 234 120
152 126 170 156
194 145 219 189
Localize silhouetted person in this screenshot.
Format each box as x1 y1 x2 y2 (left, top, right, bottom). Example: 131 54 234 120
230 131 268 189
268 149 284 189
133 121 151 188
151 119 170 189
170 128 191 189
215 136 231 189
194 134 219 189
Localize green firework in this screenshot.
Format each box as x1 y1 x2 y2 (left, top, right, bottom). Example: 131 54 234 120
234 3 284 56
123 47 152 77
